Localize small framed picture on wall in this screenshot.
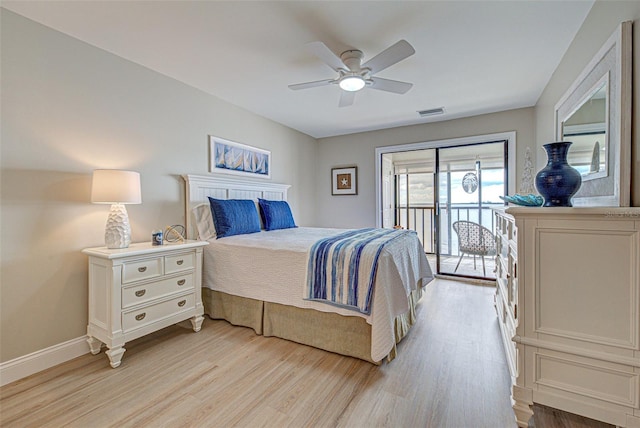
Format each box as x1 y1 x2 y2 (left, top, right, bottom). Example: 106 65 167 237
331 166 357 196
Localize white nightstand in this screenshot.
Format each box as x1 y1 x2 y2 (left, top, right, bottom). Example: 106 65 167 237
82 240 209 368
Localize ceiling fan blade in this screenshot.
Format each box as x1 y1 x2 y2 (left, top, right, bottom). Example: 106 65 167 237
288 79 335 91
338 90 356 107
370 77 413 94
307 41 346 71
362 40 415 74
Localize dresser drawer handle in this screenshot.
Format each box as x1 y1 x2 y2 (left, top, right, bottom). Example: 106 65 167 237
178 300 186 307
177 279 186 286
176 260 184 265
135 289 146 297
138 266 147 273
135 313 146 321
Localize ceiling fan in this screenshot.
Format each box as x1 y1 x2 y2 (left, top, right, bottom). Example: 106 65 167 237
288 40 415 107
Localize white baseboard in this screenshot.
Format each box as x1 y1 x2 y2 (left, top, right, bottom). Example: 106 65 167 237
0 336 90 387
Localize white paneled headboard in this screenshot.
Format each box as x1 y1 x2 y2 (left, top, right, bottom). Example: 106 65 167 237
182 174 291 239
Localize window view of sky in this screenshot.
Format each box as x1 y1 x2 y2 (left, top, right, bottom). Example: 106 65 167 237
398 169 505 206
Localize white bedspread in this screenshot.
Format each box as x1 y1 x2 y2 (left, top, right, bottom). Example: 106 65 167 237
202 227 433 362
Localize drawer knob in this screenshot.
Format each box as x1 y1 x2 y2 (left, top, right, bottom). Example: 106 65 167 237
178 300 186 307
176 260 184 265
138 266 147 273
135 289 146 297
135 313 146 321
177 279 186 286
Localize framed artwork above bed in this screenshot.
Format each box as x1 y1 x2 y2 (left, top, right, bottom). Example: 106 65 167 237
209 135 271 179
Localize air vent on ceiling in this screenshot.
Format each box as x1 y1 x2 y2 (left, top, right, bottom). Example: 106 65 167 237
417 107 445 117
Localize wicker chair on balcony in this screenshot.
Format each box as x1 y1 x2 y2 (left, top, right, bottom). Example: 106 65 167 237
452 220 496 277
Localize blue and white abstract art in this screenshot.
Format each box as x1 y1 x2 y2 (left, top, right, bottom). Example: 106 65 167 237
209 136 271 179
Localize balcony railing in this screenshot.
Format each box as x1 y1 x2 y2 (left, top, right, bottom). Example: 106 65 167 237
396 206 435 253
396 203 502 256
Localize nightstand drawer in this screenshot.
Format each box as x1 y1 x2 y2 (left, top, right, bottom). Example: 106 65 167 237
122 294 195 331
122 274 194 308
165 252 195 274
122 258 162 283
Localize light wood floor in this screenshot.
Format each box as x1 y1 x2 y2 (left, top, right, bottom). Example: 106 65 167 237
1 279 613 428
426 254 496 280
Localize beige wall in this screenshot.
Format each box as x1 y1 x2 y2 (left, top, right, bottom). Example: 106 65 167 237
0 10 318 362
535 0 640 206
315 108 535 228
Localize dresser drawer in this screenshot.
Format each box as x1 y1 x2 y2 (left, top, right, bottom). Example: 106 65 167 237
122 294 195 331
122 257 163 284
532 350 638 408
122 273 194 308
165 252 195 274
499 236 509 259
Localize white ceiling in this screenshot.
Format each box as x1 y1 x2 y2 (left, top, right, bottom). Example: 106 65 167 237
2 1 594 139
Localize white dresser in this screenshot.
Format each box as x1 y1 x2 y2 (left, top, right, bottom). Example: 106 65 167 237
494 207 640 427
494 208 519 387
83 240 208 368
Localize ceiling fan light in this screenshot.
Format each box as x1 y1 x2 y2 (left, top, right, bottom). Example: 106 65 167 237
339 76 365 92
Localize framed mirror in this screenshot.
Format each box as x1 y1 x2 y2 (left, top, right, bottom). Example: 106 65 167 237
562 76 607 181
555 21 632 207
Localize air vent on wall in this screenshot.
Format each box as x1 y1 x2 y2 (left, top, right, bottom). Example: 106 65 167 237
418 107 445 117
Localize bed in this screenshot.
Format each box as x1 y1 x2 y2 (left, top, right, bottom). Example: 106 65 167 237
183 174 433 363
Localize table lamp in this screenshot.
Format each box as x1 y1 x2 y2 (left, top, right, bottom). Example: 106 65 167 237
91 169 142 249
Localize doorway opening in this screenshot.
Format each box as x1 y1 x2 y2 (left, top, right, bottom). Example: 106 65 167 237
376 132 515 280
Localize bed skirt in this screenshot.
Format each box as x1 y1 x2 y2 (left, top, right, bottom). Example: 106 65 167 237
201 287 423 364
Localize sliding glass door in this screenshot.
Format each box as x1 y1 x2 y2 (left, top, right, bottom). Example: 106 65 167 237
436 141 506 279
379 136 509 280
385 150 436 254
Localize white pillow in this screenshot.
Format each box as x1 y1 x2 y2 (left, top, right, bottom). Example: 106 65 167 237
192 203 216 240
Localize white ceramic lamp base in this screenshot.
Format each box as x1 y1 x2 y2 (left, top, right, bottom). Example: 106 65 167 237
105 203 132 249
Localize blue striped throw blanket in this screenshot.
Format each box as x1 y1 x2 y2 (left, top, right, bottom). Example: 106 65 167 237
305 228 412 314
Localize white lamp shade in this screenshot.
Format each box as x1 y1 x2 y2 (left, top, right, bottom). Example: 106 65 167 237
91 170 142 204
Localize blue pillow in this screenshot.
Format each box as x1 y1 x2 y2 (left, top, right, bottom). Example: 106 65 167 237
258 198 297 231
208 198 261 238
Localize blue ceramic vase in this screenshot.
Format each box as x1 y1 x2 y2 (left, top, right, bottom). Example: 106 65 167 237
535 142 582 207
